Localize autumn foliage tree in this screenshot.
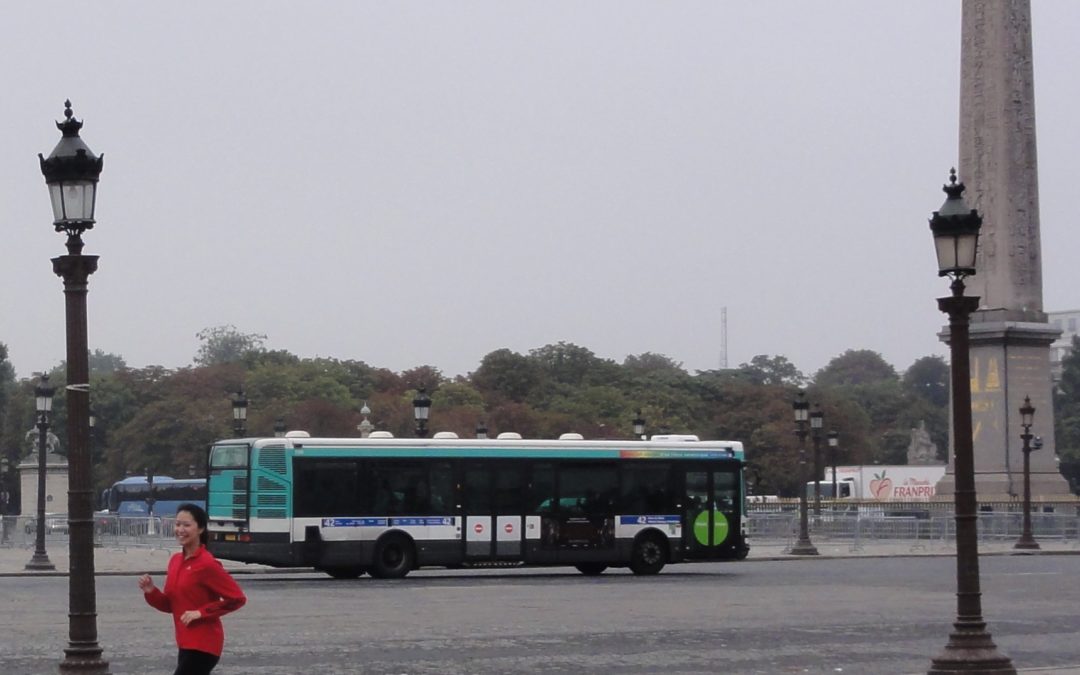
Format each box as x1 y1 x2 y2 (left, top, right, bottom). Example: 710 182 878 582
0 326 1006 501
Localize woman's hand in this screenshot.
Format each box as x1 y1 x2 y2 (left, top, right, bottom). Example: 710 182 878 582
137 574 156 594
179 610 202 626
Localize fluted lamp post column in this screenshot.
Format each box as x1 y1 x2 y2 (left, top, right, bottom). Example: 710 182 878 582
40 100 110 673
1014 396 1040 551
26 373 57 571
927 169 1015 675
232 389 248 437
789 391 818 555
413 386 431 438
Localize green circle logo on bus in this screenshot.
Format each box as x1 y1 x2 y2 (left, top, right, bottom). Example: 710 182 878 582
693 510 729 546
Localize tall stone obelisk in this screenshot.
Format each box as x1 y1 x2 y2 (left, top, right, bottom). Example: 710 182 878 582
941 0 1070 497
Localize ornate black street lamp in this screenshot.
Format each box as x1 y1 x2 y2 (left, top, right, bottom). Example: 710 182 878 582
789 391 818 555
1014 396 1040 551
413 386 431 438
810 405 824 516
231 389 248 437
475 420 488 440
927 169 1015 674
827 430 839 502
273 417 287 438
26 373 57 571
632 409 646 440
40 100 110 673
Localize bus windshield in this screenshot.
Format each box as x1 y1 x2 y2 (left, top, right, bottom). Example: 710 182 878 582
210 444 248 469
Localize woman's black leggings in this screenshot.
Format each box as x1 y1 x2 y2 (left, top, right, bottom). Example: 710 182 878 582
174 648 220 675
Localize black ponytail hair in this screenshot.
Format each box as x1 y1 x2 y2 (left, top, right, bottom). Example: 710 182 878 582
177 502 210 546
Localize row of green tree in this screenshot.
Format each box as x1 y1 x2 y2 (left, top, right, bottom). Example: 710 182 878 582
1 326 1077 508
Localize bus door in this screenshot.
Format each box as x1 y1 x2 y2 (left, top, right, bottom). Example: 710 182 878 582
683 468 739 557
462 464 524 561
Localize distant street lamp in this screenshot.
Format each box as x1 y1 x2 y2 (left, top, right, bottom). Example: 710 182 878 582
26 373 57 571
232 389 248 437
475 420 488 440
927 169 1014 674
0 457 10 518
274 417 287 438
1014 396 1040 551
358 402 374 438
413 386 431 438
789 392 818 556
632 409 646 440
88 408 98 477
827 430 839 502
810 405 824 516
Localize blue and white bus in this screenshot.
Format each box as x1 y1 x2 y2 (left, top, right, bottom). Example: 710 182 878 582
101 476 207 518
207 432 748 578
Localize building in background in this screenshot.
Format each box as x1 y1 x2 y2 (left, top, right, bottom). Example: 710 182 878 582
1049 309 1080 383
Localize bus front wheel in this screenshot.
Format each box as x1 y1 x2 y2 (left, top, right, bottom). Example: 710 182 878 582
629 534 667 575
371 535 415 579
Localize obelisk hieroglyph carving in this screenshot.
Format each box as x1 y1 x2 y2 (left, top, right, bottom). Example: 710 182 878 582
940 0 1070 497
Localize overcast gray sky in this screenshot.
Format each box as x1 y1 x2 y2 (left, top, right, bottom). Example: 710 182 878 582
3 2 1079 382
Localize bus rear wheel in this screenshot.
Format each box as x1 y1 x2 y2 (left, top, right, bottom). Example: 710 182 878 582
575 563 608 576
321 566 366 580
629 534 667 575
371 535 415 579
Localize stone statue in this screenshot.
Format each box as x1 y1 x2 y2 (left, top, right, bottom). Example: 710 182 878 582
24 427 62 458
906 421 939 465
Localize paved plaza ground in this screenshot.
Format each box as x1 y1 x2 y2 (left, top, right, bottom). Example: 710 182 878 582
2 538 1079 674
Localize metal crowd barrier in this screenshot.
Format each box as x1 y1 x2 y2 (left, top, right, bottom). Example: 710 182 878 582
0 514 178 550
747 509 1080 553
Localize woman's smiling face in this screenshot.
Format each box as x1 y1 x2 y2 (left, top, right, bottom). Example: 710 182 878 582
174 509 203 548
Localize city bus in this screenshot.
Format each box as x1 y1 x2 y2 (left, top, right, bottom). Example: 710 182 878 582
100 476 207 517
206 431 749 578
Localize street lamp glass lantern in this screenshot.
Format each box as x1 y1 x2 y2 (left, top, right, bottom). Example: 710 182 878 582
929 169 982 278
35 375 56 414
810 406 824 430
1020 396 1035 428
792 392 809 423
413 387 431 422
39 101 103 233
232 389 248 422
632 409 646 437
476 420 488 440
827 430 838 448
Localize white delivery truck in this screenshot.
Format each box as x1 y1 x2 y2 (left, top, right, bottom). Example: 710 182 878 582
811 465 947 500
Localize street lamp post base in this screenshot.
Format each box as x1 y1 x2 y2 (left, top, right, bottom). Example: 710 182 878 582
25 553 55 571
928 620 1016 674
1013 537 1040 550
59 643 110 674
788 539 819 556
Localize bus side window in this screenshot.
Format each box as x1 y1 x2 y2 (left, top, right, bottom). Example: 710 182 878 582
529 464 555 513
429 463 453 515
620 463 672 514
